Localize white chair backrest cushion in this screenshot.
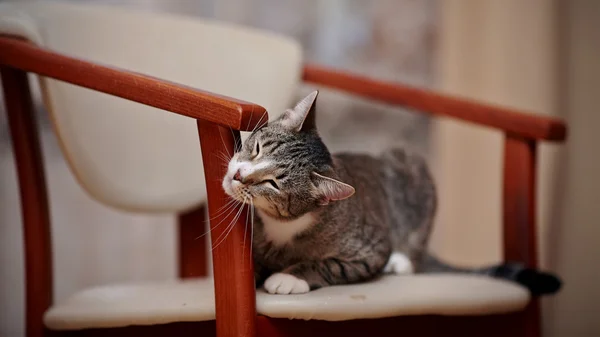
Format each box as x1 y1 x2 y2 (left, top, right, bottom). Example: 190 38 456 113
0 1 302 212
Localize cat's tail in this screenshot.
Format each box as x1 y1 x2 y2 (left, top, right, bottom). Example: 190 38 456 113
419 253 562 296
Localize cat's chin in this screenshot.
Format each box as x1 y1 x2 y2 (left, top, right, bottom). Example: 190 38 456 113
222 177 246 203
222 187 244 205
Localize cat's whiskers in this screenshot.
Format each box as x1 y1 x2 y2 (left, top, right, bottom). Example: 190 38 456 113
231 127 242 153
250 199 255 264
210 199 243 228
209 200 236 220
208 198 240 221
251 110 268 134
194 198 242 240
210 201 244 249
211 197 248 251
230 186 253 205
215 151 232 164
245 105 255 132
242 198 251 261
240 189 255 261
218 127 233 158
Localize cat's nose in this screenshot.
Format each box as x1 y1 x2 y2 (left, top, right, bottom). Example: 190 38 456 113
233 169 242 182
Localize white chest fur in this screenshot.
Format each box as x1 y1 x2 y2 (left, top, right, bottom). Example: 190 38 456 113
257 210 315 246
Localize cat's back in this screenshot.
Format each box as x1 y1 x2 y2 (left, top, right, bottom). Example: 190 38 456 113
380 148 437 258
332 152 388 192
380 147 437 215
332 148 434 193
333 148 437 231
330 152 390 221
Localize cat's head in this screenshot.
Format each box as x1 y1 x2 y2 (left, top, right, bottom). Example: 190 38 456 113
222 91 355 219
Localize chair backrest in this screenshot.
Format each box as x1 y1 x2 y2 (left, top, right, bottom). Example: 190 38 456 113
0 1 302 213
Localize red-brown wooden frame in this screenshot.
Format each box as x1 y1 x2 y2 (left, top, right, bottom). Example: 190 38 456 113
0 36 566 337
178 205 208 278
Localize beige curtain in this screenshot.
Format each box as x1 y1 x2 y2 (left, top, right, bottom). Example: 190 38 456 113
432 1 600 336
430 0 558 267
547 1 600 336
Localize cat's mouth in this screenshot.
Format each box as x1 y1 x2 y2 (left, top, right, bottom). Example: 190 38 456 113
222 175 253 204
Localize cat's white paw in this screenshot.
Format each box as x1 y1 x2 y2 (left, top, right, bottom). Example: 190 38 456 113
264 273 310 294
384 252 414 275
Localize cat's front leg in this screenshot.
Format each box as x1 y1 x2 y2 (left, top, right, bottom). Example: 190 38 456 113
254 259 270 288
263 258 384 295
263 272 310 294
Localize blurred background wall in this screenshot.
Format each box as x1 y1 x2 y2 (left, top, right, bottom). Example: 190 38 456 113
431 1 600 337
547 1 600 336
1 0 599 337
430 0 561 334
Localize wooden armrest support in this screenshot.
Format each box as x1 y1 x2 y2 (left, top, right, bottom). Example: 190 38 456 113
0 36 267 131
303 64 567 142
197 121 255 337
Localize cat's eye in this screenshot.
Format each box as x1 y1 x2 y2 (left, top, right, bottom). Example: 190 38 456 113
263 179 279 190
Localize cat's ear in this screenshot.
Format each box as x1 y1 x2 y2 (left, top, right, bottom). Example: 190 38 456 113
280 90 318 132
311 172 355 205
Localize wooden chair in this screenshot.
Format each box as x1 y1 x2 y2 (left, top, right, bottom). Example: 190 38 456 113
0 2 566 337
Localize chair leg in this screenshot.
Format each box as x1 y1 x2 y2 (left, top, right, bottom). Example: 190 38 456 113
1 66 53 337
523 300 541 337
503 135 541 337
178 204 208 278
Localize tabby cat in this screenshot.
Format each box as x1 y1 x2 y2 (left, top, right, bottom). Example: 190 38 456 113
221 91 561 296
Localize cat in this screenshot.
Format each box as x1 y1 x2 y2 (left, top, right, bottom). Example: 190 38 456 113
221 90 561 296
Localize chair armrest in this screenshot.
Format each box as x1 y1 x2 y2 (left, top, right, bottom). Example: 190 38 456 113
0 36 267 131
303 64 567 142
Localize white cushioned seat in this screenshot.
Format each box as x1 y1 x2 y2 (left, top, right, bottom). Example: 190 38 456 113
44 275 530 330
